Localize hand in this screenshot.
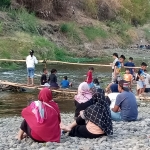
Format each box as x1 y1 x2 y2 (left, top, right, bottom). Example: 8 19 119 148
79 110 84 116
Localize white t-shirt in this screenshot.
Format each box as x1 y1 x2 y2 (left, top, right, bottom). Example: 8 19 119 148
112 58 118 69
26 55 38 68
108 93 120 109
145 73 150 88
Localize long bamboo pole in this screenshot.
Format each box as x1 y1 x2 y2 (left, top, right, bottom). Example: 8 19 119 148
0 59 141 68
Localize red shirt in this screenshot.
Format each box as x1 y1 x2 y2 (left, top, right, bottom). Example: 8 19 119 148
86 71 93 83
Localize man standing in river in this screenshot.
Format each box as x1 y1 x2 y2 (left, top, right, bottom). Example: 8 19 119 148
26 50 38 86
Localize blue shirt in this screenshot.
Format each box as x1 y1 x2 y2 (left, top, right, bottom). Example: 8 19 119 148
136 69 146 81
124 62 135 74
115 61 121 69
115 91 138 121
61 80 69 88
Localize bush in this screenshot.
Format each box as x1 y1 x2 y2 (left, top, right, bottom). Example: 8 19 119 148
144 28 150 42
0 0 11 7
7 8 39 34
81 26 108 41
120 0 150 25
106 21 132 44
60 23 81 43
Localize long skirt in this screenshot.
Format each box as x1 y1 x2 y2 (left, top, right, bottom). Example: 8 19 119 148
69 117 106 139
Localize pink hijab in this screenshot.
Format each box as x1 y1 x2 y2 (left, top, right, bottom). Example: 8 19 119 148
74 82 92 103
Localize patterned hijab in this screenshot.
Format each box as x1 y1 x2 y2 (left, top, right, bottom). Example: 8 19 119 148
84 91 113 135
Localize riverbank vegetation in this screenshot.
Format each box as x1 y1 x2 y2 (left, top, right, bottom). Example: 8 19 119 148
0 0 150 69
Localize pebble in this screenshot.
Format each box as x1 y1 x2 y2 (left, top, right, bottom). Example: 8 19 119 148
0 107 150 150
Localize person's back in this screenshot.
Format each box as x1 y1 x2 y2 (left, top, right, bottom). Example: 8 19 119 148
61 80 69 88
26 55 38 68
41 74 47 85
49 74 57 83
117 91 138 121
124 62 135 74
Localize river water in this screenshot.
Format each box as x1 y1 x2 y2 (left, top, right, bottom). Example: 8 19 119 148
0 64 112 117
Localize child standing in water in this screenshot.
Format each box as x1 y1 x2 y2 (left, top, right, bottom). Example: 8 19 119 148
110 53 118 72
136 62 147 95
26 50 38 86
124 69 133 90
86 67 94 89
113 55 126 82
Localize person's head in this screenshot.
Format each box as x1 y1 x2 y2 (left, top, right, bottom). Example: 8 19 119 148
92 89 106 104
118 80 129 93
78 82 90 94
29 50 34 57
110 83 119 93
38 88 52 103
113 53 118 59
93 78 99 85
89 67 94 72
51 68 57 74
129 57 133 62
119 55 126 63
141 62 147 70
64 76 68 80
43 68 48 74
125 69 130 74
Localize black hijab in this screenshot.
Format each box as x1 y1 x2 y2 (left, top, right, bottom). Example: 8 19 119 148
84 91 113 135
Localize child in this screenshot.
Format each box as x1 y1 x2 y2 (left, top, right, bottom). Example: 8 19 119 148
110 53 118 72
48 69 59 89
124 57 135 78
124 69 133 89
61 76 72 88
86 67 94 89
136 62 147 95
93 78 101 89
113 55 126 83
40 68 48 85
144 70 150 93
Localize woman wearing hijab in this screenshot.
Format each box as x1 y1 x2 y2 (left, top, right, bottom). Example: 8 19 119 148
61 91 113 138
74 82 93 119
111 80 138 121
17 88 61 142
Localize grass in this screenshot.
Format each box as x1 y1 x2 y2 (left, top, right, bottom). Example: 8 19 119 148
60 22 81 43
81 26 108 41
120 0 150 25
0 62 20 70
106 21 132 45
144 28 150 42
1 8 39 35
0 0 10 7
0 22 3 34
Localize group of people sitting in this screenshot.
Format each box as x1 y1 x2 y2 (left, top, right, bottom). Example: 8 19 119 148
40 68 72 89
17 78 138 142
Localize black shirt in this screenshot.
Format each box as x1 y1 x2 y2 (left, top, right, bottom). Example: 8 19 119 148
48 74 57 84
41 74 47 85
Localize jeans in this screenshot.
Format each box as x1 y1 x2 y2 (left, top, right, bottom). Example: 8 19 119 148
111 110 122 121
27 67 35 78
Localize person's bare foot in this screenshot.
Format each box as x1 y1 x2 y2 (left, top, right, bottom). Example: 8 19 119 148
60 125 71 132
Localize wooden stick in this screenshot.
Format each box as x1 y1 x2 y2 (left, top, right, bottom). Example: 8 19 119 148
0 59 141 68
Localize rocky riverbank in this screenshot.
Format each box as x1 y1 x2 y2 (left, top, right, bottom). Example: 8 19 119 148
1 105 150 150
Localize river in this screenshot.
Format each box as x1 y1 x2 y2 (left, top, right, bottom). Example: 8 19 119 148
0 64 112 117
